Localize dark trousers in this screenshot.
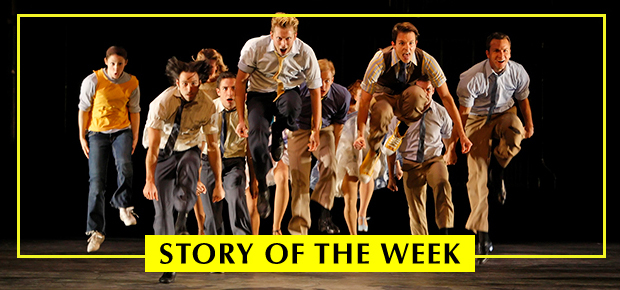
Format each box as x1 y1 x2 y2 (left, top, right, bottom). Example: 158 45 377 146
86 129 133 235
200 156 252 235
246 89 301 192
152 147 201 235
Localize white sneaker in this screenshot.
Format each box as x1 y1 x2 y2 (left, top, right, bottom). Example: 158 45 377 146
119 206 138 226
87 231 105 253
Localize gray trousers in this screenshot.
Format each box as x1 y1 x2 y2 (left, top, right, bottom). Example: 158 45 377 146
152 147 201 235
201 156 252 235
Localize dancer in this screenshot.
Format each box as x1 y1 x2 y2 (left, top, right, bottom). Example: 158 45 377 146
191 48 224 234
288 59 350 235
270 131 291 235
235 13 322 219
142 57 224 283
354 22 472 183
386 75 454 235
194 48 229 100
198 71 253 235
77 46 140 253
455 32 533 264
335 80 377 235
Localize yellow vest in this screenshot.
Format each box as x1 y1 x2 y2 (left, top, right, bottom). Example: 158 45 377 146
88 69 139 132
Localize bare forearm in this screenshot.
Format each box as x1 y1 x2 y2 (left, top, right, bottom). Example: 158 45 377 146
437 85 467 140
357 90 372 136
130 112 140 139
310 88 322 131
78 110 90 139
145 128 161 182
235 70 249 124
206 134 223 186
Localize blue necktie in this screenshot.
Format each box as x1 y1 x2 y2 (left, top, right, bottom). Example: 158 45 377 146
220 110 228 157
486 74 498 124
220 108 236 157
416 110 429 163
162 98 187 157
397 61 408 84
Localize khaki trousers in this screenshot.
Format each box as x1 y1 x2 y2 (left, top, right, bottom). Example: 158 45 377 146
368 85 429 152
464 106 524 233
287 125 337 235
402 156 454 235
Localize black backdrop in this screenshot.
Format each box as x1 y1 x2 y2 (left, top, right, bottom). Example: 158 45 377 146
12 14 606 243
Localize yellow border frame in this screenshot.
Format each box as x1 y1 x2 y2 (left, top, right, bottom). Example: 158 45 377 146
16 14 606 260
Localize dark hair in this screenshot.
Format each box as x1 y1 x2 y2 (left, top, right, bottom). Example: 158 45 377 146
106 46 128 59
165 57 213 85
486 32 511 51
417 74 431 83
391 22 420 43
216 71 236 88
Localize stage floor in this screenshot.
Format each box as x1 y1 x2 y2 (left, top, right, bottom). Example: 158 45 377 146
3 239 619 289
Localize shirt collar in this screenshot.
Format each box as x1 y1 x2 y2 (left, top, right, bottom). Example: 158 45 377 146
267 36 301 57
484 59 509 78
390 48 417 68
214 98 237 113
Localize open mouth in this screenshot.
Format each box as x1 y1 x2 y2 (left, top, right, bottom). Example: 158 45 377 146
280 48 288 55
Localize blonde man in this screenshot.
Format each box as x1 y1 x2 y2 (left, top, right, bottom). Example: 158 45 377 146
235 14 322 219
288 59 350 235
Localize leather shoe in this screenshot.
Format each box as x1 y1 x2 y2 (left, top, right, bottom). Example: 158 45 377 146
159 272 176 283
475 232 493 265
256 188 271 219
476 242 494 265
488 158 506 205
175 211 190 235
318 208 340 234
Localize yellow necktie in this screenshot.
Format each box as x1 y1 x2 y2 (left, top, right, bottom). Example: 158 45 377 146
273 52 286 102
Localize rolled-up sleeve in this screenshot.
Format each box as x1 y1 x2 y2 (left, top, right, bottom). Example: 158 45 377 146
421 51 447 89
303 48 322 90
457 70 485 108
238 38 257 75
440 107 453 139
202 104 219 136
333 86 351 125
513 64 530 101
360 50 385 95
145 87 177 130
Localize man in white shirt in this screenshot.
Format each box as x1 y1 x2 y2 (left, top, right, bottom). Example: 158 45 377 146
234 14 322 219
386 75 455 236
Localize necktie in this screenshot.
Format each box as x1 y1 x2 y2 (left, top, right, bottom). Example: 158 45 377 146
273 52 286 101
162 98 188 157
416 110 429 163
220 109 235 157
486 73 498 124
397 61 408 84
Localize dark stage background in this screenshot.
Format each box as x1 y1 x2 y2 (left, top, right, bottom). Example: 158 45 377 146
10 15 606 244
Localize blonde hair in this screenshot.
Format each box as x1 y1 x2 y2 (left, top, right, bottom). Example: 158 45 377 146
194 48 228 75
318 59 335 75
271 13 299 33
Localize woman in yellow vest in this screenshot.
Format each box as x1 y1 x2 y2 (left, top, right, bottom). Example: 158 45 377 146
77 46 141 253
